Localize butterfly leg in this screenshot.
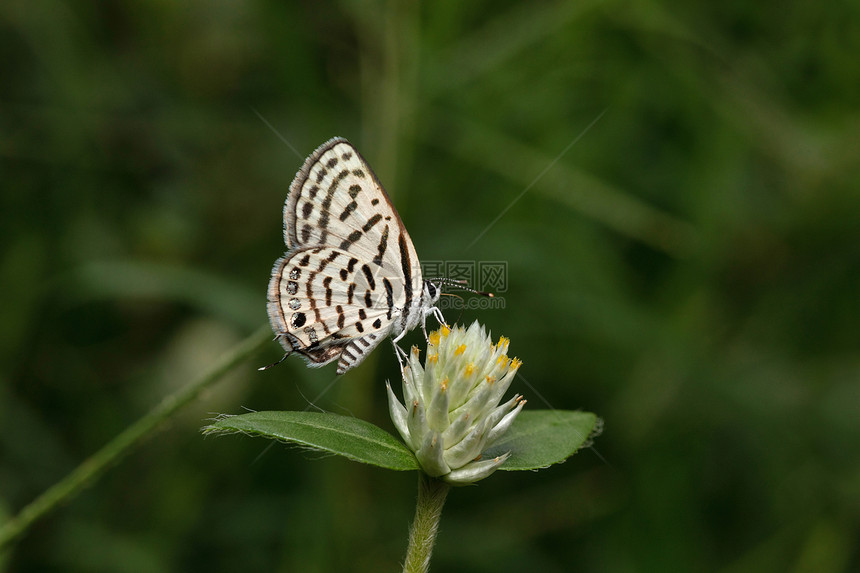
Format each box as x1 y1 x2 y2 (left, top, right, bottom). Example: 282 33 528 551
390 330 410 371
432 306 446 327
418 306 447 343
421 318 430 343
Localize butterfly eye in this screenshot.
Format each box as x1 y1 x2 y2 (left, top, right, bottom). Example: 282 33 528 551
427 282 437 299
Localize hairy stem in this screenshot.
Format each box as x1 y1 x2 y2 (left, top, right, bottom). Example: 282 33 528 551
402 473 451 573
0 325 272 549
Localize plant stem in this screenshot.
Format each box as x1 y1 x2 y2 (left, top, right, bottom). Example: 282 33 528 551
0 325 272 549
402 473 451 573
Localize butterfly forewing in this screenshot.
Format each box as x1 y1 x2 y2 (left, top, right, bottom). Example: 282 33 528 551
287 139 417 274
267 137 429 374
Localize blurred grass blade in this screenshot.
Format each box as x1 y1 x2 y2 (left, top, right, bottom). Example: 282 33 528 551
438 115 699 256
424 1 599 97
67 261 261 330
0 325 272 550
204 411 420 471
485 410 601 471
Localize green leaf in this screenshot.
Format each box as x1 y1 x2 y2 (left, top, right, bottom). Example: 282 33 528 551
484 410 601 471
204 411 420 471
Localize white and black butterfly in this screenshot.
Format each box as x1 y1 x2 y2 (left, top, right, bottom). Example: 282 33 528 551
264 137 445 375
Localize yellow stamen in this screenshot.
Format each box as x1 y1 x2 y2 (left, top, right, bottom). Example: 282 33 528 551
497 335 509 348
486 375 496 384
429 332 440 347
464 363 475 377
441 325 451 337
440 376 449 391
428 354 438 364
511 357 522 370
455 344 467 356
496 354 509 366
411 345 420 357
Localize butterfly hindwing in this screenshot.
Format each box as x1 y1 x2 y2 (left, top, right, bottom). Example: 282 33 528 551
284 333 384 374
337 332 385 374
267 245 401 370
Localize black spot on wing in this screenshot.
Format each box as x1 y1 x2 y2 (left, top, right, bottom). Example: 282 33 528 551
362 213 382 232
305 270 323 333
373 225 389 266
323 276 333 306
383 278 393 320
339 201 358 221
399 234 413 326
318 169 351 243
339 230 363 250
317 249 339 272
361 264 376 290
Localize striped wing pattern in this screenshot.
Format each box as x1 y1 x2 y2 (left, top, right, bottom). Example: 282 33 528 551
267 137 424 374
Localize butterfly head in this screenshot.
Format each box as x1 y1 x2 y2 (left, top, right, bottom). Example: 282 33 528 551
423 280 441 307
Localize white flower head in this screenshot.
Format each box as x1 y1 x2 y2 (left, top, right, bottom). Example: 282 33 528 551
387 321 526 485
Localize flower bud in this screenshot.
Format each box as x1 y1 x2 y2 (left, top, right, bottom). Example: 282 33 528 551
387 322 526 485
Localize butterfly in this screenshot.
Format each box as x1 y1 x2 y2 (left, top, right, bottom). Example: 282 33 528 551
264 137 445 375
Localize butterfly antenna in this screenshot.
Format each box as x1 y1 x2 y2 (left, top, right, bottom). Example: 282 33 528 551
437 292 464 324
427 277 494 297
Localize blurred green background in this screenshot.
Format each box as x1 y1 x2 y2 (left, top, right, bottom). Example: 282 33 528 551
2 1 859 571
